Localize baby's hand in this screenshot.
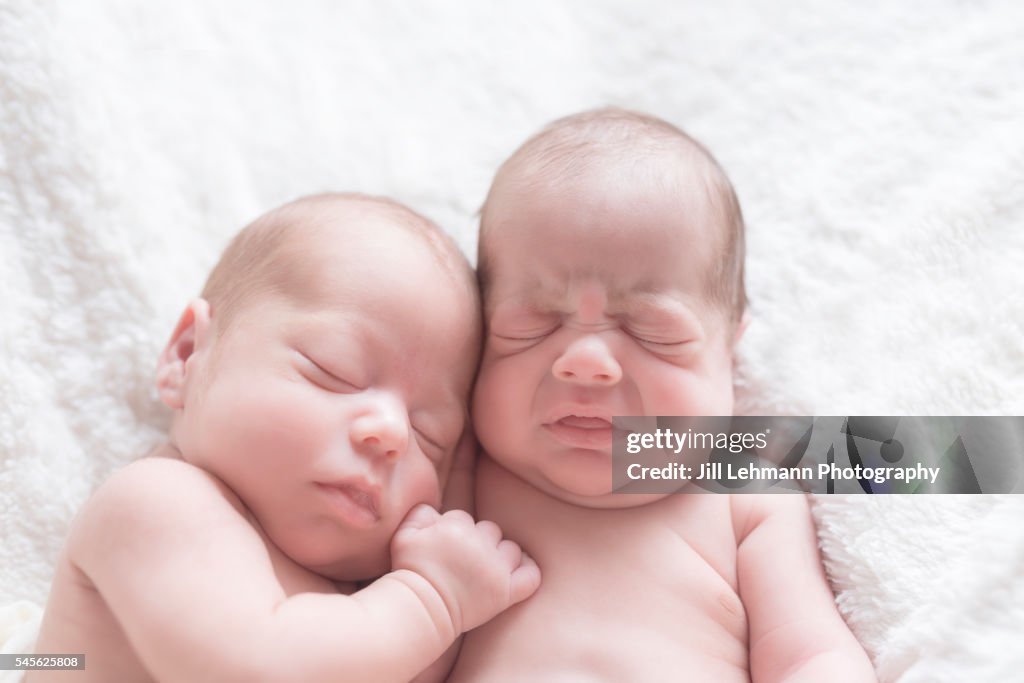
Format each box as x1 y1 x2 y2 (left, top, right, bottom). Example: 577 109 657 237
391 505 540 634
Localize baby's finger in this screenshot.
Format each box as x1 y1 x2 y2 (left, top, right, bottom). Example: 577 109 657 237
398 504 441 531
496 539 522 569
439 508 475 530
508 552 541 605
475 520 503 547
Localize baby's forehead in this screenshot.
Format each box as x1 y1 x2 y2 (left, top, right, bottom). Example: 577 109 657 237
498 273 700 315
491 155 724 247
493 187 716 271
282 213 455 289
269 269 480 409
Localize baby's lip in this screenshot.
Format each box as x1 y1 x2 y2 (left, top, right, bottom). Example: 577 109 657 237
543 406 615 426
315 477 381 527
554 415 613 429
542 407 622 450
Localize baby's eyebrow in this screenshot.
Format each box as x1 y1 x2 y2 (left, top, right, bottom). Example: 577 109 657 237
615 294 705 333
488 291 562 319
615 294 685 320
515 286 564 309
497 284 702 330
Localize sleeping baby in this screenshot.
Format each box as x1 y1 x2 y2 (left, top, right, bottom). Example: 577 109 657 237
29 193 539 682
449 108 876 682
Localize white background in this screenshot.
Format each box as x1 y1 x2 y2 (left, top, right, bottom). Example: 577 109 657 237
2 2 1023 680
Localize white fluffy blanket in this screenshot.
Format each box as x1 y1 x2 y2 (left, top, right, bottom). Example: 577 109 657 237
2 1 1023 680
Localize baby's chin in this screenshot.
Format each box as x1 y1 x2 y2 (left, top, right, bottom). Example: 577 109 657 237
276 530 392 583
528 457 673 510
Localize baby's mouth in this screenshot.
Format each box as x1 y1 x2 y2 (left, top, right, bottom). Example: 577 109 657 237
315 480 381 527
338 483 378 515
556 415 613 430
544 415 615 449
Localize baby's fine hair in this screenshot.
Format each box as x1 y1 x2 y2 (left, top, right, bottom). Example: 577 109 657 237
201 192 477 332
478 107 747 325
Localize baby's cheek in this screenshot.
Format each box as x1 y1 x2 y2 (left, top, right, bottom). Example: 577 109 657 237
210 384 327 469
473 359 529 451
401 463 443 515
246 391 329 449
641 368 715 415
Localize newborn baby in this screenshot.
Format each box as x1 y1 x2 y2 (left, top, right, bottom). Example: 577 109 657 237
449 109 875 682
30 194 538 683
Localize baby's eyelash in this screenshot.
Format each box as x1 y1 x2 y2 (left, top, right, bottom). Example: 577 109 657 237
495 333 551 341
413 428 450 463
626 331 693 351
299 353 362 392
415 429 442 450
493 325 560 342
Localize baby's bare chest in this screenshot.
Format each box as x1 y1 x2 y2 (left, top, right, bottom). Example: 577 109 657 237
451 480 750 681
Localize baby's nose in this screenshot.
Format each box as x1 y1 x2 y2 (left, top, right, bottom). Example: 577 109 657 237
551 335 622 386
350 403 409 461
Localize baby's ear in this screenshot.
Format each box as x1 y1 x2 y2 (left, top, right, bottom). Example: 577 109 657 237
156 299 212 409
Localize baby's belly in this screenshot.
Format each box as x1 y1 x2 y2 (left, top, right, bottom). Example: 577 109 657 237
452 458 750 682
452 605 748 682
448 544 749 682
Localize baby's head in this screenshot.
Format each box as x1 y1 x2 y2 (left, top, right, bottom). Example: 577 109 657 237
473 108 747 506
156 193 481 580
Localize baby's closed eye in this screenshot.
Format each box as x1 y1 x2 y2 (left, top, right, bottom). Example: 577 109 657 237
490 307 560 336
492 327 558 346
489 315 561 350
623 328 698 355
409 413 462 465
296 352 364 393
412 426 448 463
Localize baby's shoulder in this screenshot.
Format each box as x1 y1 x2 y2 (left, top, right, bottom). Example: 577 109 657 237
67 448 247 558
97 449 243 511
728 493 813 543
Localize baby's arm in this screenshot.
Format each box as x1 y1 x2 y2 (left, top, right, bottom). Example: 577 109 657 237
408 431 481 683
732 495 876 683
70 457 537 683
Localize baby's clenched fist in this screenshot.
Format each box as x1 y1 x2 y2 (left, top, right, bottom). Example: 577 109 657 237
391 505 540 635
